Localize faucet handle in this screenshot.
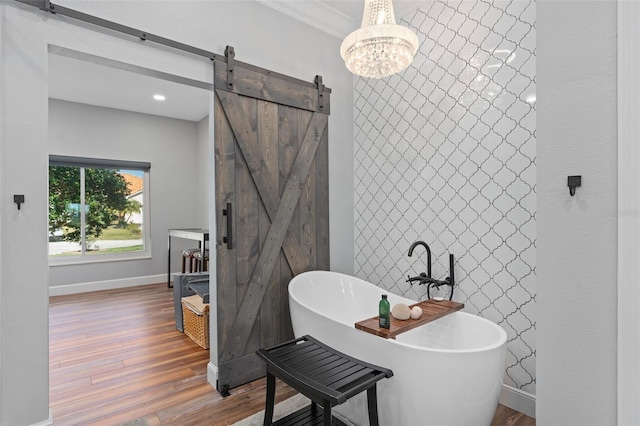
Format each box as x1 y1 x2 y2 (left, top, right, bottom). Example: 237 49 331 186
406 274 426 285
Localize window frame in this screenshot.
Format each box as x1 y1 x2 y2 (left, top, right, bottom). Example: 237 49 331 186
48 155 152 265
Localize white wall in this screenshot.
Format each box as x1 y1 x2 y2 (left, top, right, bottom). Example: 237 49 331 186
537 1 617 424
48 99 201 287
196 115 210 231
0 4 50 425
0 1 354 424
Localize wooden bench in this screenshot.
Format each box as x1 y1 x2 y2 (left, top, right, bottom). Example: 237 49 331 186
256 335 393 426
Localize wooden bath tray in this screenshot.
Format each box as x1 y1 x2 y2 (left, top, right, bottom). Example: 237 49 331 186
355 299 464 339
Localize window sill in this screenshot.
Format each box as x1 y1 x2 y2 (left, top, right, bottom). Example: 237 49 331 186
49 253 152 267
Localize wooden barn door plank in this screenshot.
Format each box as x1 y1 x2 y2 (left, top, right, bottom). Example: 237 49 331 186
298 109 317 270
315 123 330 271
214 63 330 113
234 95 262 362
214 93 237 353
278 104 300 340
257 99 283 349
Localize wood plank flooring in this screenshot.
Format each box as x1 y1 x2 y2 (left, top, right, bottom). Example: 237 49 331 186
50 283 534 425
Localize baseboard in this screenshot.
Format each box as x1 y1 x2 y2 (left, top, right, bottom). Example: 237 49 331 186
30 409 53 426
207 362 219 388
49 273 168 296
499 383 536 419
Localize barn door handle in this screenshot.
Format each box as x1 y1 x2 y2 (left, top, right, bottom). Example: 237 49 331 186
222 202 233 249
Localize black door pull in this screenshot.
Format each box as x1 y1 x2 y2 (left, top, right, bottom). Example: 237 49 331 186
222 202 233 249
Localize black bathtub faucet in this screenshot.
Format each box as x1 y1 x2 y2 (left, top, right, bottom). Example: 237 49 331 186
408 241 432 278
406 240 456 301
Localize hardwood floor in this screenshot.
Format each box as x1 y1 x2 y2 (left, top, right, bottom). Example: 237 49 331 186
50 283 534 425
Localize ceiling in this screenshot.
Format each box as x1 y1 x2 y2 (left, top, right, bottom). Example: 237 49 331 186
48 53 212 122
48 0 426 122
258 0 427 39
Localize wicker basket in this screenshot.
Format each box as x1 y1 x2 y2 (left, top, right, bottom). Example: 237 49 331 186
181 295 210 349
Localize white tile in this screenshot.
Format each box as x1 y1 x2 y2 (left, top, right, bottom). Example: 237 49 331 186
353 0 536 394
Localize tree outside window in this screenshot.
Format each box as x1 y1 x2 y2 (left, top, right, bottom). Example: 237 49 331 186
49 163 147 258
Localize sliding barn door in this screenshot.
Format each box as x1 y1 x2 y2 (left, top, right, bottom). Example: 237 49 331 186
214 56 330 392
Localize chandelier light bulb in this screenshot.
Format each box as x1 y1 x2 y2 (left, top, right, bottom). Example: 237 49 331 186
340 0 419 79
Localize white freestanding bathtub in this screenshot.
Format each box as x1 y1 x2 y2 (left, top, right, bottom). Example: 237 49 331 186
288 270 507 426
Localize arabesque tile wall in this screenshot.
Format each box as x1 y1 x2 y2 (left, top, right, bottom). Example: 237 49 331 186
353 0 536 393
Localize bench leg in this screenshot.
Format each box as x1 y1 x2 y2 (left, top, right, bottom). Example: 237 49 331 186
263 373 276 426
323 400 332 426
367 384 379 426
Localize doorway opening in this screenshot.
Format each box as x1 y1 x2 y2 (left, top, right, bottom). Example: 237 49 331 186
47 46 214 423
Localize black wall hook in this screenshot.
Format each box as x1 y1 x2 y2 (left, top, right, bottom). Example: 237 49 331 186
568 176 581 196
14 194 24 210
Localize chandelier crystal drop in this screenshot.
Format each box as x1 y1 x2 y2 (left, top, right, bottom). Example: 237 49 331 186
340 0 419 79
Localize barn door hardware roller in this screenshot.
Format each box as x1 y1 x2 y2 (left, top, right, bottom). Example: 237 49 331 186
38 0 53 13
225 45 235 90
315 75 324 111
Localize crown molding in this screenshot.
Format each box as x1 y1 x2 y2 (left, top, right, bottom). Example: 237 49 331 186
257 0 426 39
257 0 357 39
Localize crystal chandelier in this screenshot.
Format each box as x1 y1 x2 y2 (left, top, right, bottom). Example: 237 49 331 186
340 0 419 79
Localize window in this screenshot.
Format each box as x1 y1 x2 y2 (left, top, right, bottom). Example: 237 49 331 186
48 155 151 262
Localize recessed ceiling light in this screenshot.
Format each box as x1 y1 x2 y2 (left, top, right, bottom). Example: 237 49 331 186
153 94 166 101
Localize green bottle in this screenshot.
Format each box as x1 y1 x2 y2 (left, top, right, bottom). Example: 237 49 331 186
379 294 390 329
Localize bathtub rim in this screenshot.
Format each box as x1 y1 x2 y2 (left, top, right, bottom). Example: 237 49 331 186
289 270 508 355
